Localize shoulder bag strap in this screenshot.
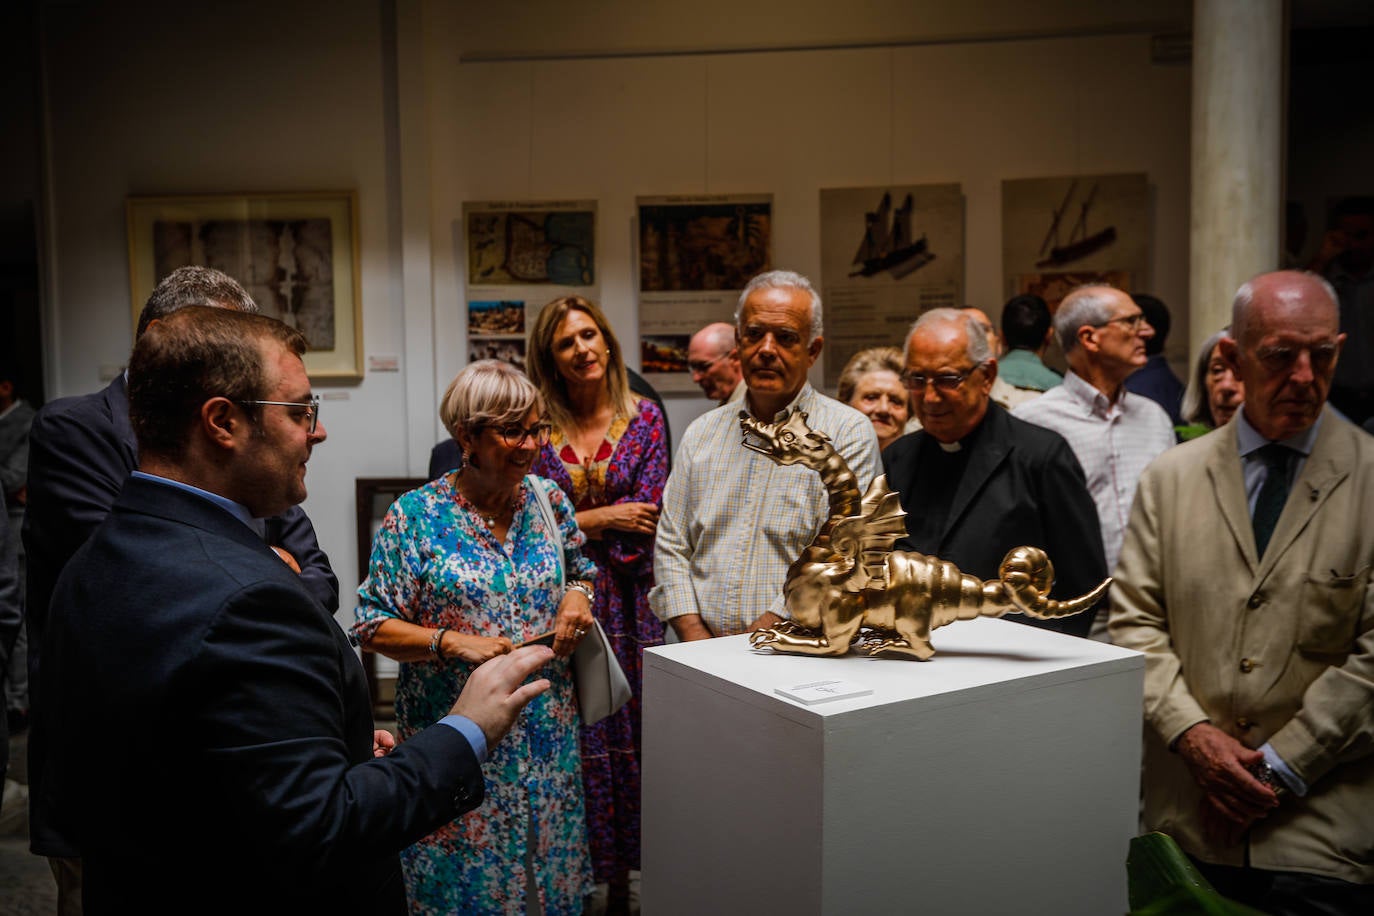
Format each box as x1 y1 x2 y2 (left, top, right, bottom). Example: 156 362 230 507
527 475 565 587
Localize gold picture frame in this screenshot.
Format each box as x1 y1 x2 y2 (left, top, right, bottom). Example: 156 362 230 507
126 191 363 380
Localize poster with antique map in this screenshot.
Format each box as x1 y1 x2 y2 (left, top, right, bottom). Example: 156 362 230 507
462 200 598 371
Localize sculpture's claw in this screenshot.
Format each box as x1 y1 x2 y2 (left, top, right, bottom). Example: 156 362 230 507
749 628 781 648
858 636 910 656
750 624 831 653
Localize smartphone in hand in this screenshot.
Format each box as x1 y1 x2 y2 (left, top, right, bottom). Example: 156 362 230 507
517 630 557 649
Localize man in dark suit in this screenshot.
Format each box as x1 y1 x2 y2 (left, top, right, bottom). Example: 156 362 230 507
35 306 554 914
22 266 338 903
883 308 1107 637
428 365 670 477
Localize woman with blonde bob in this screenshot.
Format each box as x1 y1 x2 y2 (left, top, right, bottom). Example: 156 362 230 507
526 296 668 913
354 359 596 914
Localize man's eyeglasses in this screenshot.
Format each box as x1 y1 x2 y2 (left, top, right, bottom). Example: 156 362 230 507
237 396 321 435
687 352 730 375
480 422 553 447
1255 343 1340 374
900 365 983 392
1093 312 1148 332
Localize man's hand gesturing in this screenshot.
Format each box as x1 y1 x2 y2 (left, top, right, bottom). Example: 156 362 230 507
450 645 555 749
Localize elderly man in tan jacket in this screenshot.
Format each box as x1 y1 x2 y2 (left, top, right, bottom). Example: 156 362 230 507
1110 270 1374 914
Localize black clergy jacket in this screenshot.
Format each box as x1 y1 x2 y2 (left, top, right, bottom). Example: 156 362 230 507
882 402 1108 636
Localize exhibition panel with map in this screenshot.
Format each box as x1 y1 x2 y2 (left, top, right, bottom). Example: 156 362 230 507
462 198 599 371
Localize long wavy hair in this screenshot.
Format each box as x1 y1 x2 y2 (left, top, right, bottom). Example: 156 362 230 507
526 295 637 433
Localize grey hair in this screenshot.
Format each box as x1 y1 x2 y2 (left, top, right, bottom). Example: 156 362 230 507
1180 327 1231 426
903 308 992 366
836 346 906 405
1053 285 1120 353
734 269 823 342
136 266 259 339
440 359 544 438
1231 270 1339 345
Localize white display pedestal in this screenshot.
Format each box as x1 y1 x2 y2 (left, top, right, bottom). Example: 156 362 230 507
642 618 1143 915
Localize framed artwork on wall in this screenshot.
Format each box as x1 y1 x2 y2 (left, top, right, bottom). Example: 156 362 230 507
126 191 363 380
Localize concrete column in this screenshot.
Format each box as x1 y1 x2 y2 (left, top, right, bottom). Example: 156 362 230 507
1189 0 1283 356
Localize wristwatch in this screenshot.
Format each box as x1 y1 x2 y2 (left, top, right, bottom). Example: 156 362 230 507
566 580 595 603
1248 760 1289 798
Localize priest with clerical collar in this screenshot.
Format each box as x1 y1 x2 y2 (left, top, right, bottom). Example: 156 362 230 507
881 308 1108 637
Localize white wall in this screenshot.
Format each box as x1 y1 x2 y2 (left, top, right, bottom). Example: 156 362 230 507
40 0 406 608
425 1 1193 422
37 0 1193 606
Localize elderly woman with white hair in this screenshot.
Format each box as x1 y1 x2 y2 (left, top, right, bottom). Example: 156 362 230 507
354 359 596 915
1180 327 1245 433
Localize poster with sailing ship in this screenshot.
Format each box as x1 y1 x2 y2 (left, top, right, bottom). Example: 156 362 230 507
819 184 964 389
637 193 772 393
1002 173 1148 312
461 199 598 371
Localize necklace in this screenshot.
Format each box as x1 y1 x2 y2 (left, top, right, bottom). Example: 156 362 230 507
451 471 519 527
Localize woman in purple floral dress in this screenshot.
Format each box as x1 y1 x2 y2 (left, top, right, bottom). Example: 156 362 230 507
527 296 668 913
355 361 597 915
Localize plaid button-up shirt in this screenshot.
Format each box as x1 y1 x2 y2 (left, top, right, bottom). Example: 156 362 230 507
650 384 880 637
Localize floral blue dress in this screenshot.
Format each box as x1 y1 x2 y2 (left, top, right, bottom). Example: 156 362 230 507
354 473 596 915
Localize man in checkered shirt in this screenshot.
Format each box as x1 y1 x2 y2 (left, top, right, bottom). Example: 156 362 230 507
650 270 879 640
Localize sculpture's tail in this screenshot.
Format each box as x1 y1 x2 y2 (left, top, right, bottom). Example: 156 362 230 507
1021 577 1112 619
996 545 1111 620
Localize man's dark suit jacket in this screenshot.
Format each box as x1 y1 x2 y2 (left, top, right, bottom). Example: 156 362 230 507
882 403 1108 637
1124 354 1186 426
428 366 672 478
38 477 482 914
22 374 339 857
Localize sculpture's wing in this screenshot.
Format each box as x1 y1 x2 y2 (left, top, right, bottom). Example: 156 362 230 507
829 474 907 583
857 475 907 579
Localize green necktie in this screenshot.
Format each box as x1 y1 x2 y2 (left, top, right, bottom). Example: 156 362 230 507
1251 443 1293 558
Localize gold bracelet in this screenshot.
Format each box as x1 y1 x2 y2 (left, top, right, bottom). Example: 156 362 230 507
429 626 450 660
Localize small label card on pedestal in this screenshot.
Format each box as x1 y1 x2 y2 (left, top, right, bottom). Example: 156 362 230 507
775 679 873 706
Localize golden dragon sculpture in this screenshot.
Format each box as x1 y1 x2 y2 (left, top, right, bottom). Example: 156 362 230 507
739 408 1109 660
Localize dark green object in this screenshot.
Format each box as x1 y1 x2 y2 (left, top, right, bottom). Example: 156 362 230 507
1175 424 1214 442
1126 833 1270 915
